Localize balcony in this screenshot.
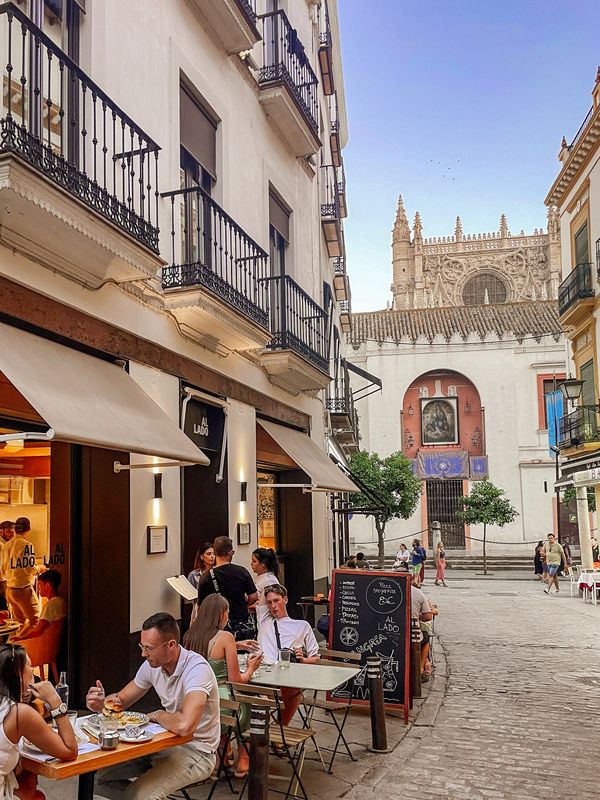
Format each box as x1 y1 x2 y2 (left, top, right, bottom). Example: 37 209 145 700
336 406 360 453
596 237 600 279
257 10 320 157
558 262 594 323
339 299 351 334
329 93 341 167
0 4 163 289
318 2 334 96
332 257 349 302
559 405 600 450
327 393 354 431
192 0 261 54
161 186 271 355
259 275 330 393
321 165 343 257
338 162 347 218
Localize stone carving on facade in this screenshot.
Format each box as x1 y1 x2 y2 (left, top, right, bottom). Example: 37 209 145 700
390 201 561 310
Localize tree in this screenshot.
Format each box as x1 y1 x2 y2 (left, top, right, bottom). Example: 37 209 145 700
457 480 518 575
562 485 595 512
348 451 422 568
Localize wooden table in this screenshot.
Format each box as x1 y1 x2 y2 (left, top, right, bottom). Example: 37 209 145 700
0 620 20 641
21 729 193 800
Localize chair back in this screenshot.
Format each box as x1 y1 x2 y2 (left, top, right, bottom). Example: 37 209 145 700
320 648 361 663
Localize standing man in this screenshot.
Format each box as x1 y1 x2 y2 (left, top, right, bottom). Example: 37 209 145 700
543 533 568 595
87 612 220 800
0 520 15 612
0 517 42 634
258 584 319 725
197 536 258 640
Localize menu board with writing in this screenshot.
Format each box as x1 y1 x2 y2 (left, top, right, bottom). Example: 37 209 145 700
329 569 410 717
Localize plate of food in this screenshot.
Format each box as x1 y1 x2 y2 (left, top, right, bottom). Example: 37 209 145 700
86 700 149 731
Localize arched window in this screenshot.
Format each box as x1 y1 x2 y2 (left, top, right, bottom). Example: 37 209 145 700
462 273 507 306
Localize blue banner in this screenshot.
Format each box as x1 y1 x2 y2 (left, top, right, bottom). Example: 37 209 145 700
469 456 488 480
545 390 564 457
417 451 469 479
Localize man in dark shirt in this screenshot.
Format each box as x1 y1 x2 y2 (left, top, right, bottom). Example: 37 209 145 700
197 536 258 639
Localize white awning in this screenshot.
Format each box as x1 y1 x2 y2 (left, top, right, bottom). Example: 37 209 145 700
0 322 209 465
257 419 359 493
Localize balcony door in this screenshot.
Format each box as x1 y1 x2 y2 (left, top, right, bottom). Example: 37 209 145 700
574 221 589 267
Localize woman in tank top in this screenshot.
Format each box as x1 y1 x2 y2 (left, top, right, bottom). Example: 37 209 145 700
0 644 77 798
184 595 263 779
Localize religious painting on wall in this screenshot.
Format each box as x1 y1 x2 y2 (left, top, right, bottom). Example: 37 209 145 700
420 397 458 446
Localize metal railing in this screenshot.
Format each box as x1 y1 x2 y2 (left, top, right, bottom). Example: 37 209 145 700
558 262 593 316
261 275 328 373
321 164 340 218
257 10 319 135
559 405 600 448
235 0 257 25
319 0 332 48
333 257 345 275
569 106 594 149
162 185 269 329
596 238 600 280
329 92 339 134
0 3 160 251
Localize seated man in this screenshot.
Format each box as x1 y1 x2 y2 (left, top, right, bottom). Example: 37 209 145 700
258 585 319 725
411 585 438 682
14 569 66 640
86 612 220 800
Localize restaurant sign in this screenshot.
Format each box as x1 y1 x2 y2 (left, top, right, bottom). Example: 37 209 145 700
573 468 600 488
183 399 225 453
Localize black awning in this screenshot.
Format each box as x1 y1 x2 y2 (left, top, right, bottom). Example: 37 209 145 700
343 359 382 401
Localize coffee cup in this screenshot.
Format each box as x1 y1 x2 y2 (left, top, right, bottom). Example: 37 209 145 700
124 723 142 739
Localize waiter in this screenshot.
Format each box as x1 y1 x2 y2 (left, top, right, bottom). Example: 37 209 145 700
0 521 15 612
0 517 42 635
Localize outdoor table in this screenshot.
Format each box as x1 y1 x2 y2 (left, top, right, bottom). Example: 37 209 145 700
20 724 192 800
297 596 329 621
0 620 19 641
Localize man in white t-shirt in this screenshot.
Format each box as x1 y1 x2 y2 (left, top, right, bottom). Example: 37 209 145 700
258 584 319 725
87 612 220 800
12 569 66 641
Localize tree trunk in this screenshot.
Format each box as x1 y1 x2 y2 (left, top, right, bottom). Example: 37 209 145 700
483 523 487 576
375 517 386 569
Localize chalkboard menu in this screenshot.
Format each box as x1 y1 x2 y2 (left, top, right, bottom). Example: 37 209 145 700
329 569 411 714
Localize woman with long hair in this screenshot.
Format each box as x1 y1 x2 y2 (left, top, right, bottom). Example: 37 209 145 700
188 543 216 622
0 644 77 796
184 595 262 779
434 541 448 587
250 548 280 628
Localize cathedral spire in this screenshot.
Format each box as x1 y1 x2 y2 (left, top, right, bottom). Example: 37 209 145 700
413 211 422 244
500 213 508 239
393 195 410 241
455 216 463 242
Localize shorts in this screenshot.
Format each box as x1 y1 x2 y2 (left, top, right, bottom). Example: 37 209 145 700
421 630 430 646
410 563 422 576
547 564 560 577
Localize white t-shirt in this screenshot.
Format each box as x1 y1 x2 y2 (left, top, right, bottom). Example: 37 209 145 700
40 596 67 624
254 572 280 627
1 536 39 588
258 616 319 663
134 646 220 753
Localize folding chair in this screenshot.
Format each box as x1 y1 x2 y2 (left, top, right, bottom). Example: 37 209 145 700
169 697 240 800
300 649 361 772
229 682 315 800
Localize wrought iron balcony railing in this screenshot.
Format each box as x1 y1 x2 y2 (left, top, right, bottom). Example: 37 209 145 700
235 0 257 26
258 10 319 135
558 262 593 316
596 237 600 280
321 164 340 219
0 3 160 251
559 405 600 449
326 396 352 415
333 257 345 275
318 0 334 95
162 185 269 329
569 106 593 149
260 275 328 373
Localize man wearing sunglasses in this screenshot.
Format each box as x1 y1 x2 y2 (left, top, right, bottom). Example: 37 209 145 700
86 612 220 799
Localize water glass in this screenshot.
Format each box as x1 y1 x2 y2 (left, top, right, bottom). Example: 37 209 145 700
279 649 291 668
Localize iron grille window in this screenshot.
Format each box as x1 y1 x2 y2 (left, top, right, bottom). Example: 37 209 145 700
462 273 507 306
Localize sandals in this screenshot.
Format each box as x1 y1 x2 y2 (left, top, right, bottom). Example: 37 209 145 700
421 673 430 683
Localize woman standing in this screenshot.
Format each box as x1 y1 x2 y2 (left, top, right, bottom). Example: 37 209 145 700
533 541 544 580
410 539 426 588
188 543 215 622
0 645 77 797
250 548 280 628
434 541 448 587
184 595 263 779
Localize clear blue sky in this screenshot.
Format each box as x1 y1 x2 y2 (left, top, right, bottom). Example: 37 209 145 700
338 0 600 311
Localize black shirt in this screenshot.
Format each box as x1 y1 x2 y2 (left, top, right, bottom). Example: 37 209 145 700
197 564 257 624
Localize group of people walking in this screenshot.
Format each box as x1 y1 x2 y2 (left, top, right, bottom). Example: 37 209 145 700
533 534 572 594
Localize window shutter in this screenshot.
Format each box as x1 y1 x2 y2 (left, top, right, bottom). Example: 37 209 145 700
269 192 290 242
180 87 217 179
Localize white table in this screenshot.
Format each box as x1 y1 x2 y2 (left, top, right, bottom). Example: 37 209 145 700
250 661 359 692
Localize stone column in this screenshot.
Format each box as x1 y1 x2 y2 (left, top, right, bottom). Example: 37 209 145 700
577 485 594 570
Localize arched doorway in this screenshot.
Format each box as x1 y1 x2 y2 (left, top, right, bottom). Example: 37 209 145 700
402 370 485 549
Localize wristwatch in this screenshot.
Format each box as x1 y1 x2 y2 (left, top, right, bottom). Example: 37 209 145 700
50 703 68 719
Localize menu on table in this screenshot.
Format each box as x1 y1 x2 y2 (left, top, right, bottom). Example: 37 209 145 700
329 569 411 716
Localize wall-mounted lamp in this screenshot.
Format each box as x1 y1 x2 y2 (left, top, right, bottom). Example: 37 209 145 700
407 403 414 416
240 481 248 503
154 472 163 499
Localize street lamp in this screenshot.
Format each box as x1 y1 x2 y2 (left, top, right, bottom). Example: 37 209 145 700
560 376 584 404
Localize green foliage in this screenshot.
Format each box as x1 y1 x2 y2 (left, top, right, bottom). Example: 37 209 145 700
457 479 518 527
561 486 595 512
348 450 422 524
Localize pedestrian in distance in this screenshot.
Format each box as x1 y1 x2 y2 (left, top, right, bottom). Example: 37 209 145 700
533 541 544 580
591 536 599 568
434 540 448 586
543 533 568 595
410 539 426 588
393 542 410 571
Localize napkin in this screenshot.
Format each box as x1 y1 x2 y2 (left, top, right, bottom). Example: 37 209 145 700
19 741 101 762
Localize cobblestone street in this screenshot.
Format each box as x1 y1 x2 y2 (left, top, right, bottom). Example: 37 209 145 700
343 574 600 800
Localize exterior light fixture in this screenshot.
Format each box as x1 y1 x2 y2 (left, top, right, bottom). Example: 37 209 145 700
407 403 414 416
154 472 163 499
240 481 248 502
560 376 584 403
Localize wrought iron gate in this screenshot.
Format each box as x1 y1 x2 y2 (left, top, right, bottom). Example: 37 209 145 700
425 479 465 549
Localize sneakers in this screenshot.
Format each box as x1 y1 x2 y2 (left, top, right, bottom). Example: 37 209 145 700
544 587 550 594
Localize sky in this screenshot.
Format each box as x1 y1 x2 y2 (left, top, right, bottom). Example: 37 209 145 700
338 0 600 312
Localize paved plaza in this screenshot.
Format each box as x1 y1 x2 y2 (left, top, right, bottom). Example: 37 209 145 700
41 573 600 799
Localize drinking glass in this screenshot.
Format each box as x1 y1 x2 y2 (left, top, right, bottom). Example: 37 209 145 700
279 649 291 668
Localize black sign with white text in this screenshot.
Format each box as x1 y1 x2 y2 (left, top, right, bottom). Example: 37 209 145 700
183 399 225 453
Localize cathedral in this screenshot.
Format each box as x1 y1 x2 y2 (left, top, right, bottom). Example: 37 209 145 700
347 198 568 556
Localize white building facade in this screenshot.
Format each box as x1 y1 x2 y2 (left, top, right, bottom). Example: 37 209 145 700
0 0 355 701
348 199 565 557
